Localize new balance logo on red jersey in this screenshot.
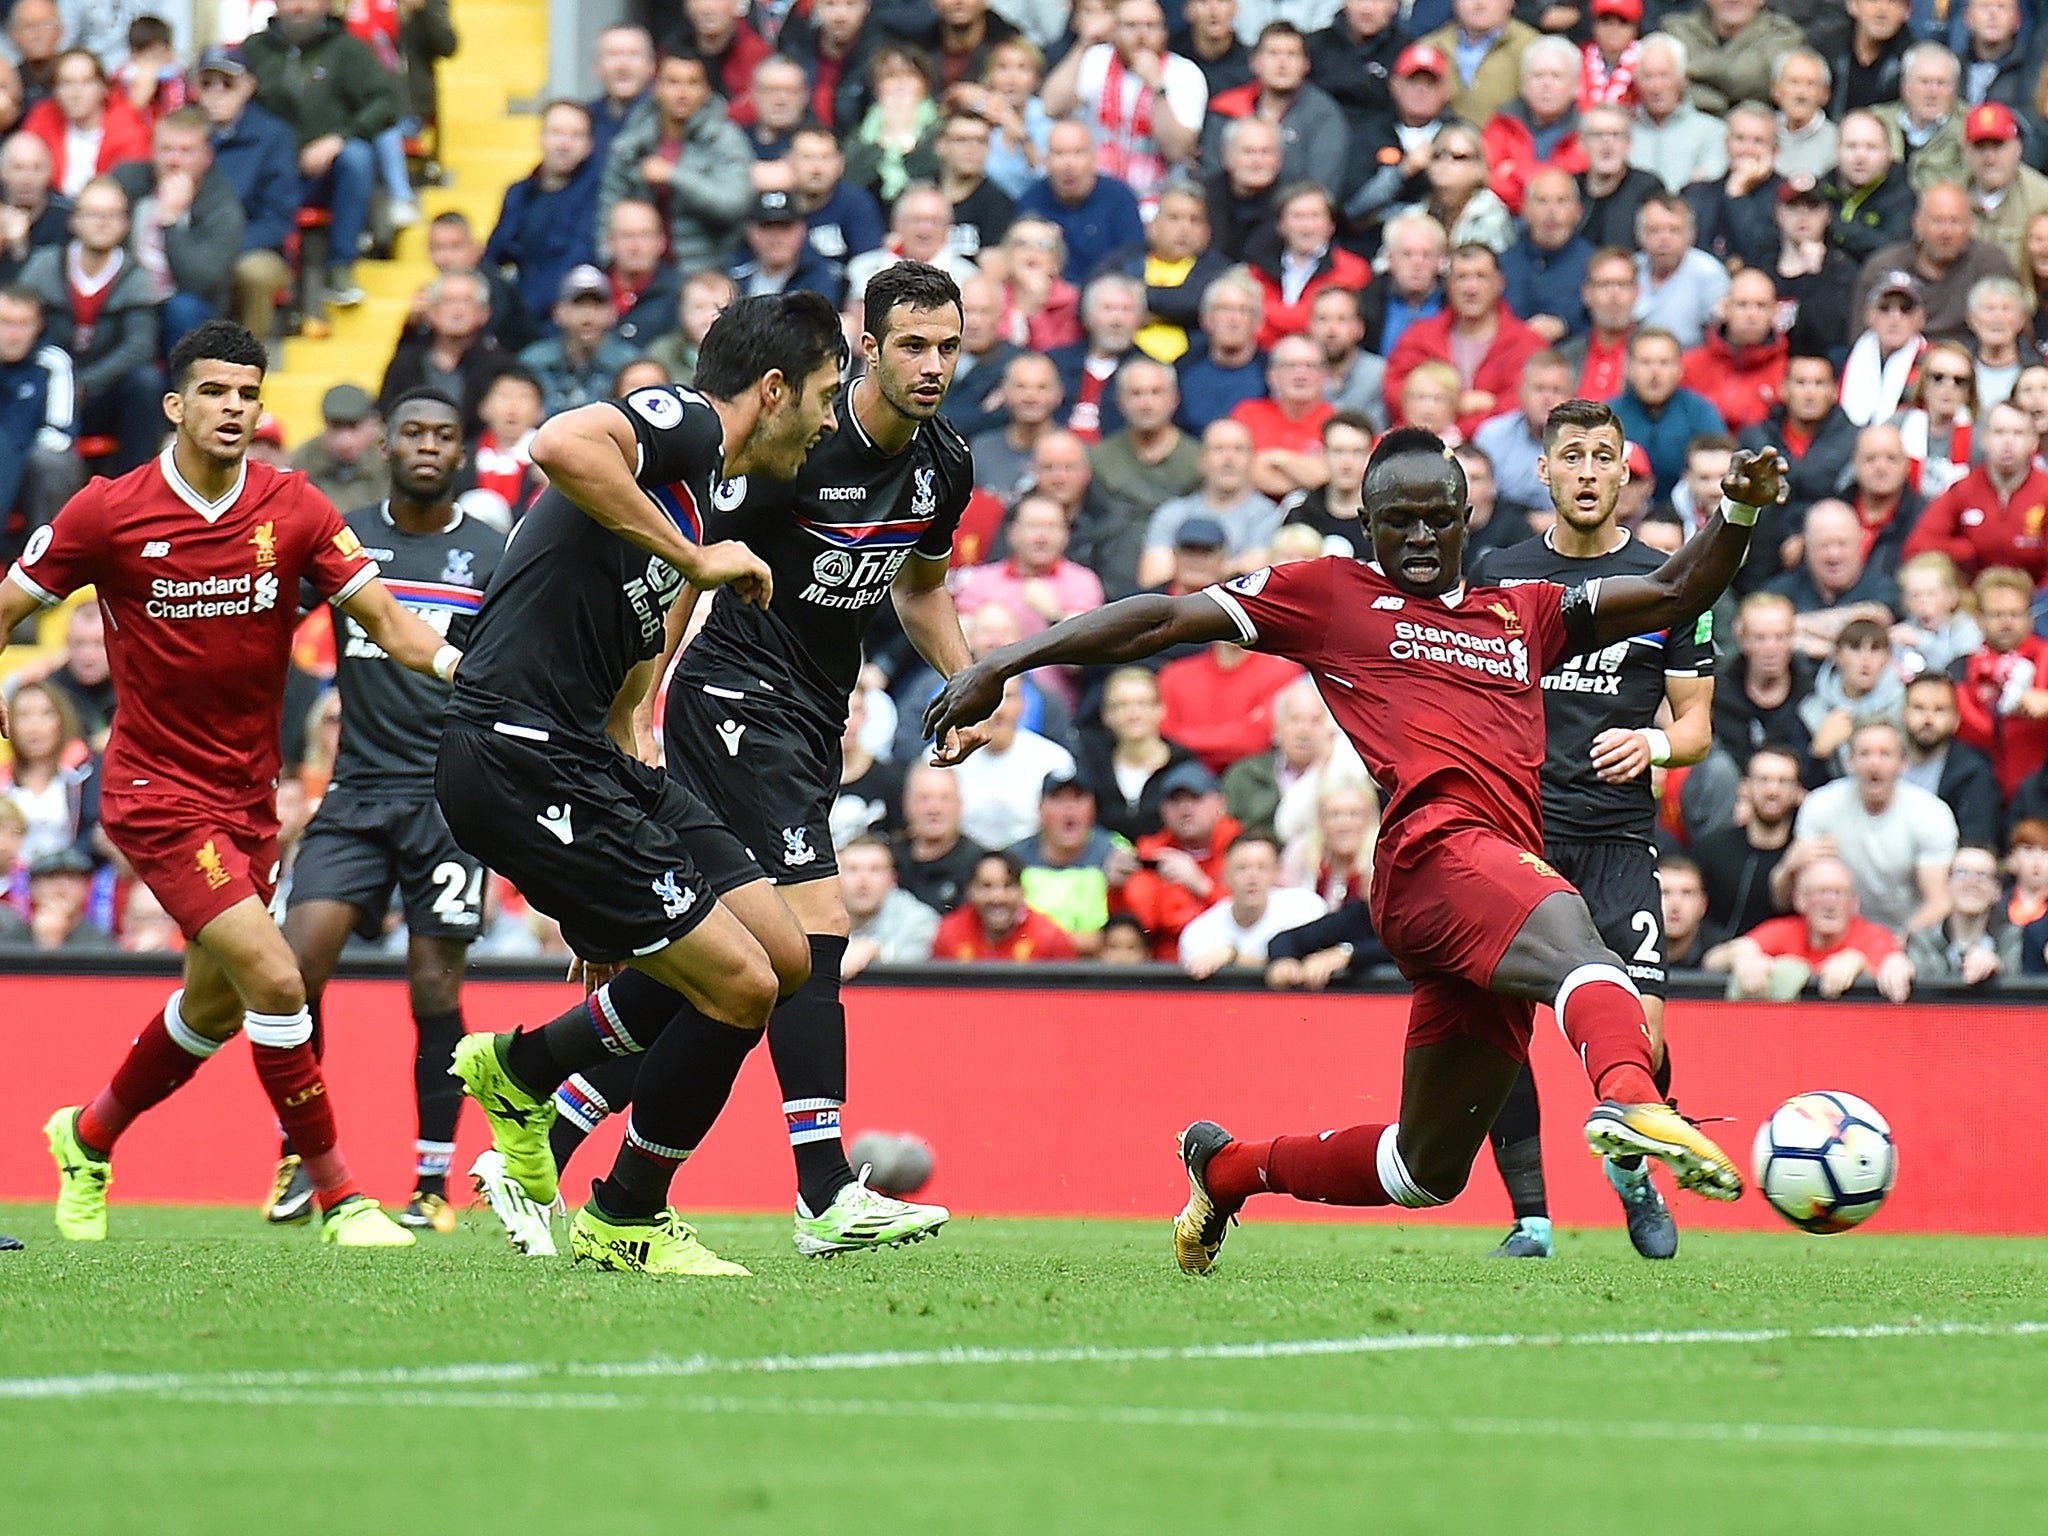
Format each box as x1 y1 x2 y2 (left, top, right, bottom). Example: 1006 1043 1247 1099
1371 595 1404 610
141 541 170 558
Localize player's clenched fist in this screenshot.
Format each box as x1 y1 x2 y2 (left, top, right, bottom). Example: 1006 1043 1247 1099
684 539 774 608
1721 447 1790 511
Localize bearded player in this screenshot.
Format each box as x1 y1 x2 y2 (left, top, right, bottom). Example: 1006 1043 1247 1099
1467 407 1718 1262
485 263 978 1259
926 406 1786 1271
0 320 458 1246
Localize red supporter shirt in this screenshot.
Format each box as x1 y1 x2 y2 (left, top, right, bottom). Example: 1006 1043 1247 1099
8 452 379 807
1743 915 1901 967
930 905 1079 961
1204 558 1578 912
1230 397 1334 456
1156 645 1306 772
1900 463 2048 580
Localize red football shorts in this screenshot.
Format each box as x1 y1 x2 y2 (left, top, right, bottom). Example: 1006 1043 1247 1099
1374 822 1579 1062
101 790 282 939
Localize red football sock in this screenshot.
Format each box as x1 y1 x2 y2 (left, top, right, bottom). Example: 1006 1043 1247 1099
248 1034 357 1209
1557 969 1659 1104
1207 1124 1395 1207
77 996 220 1154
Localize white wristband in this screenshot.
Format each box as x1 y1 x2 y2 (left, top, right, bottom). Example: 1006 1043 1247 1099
1719 495 1760 527
431 644 462 681
1641 728 1673 767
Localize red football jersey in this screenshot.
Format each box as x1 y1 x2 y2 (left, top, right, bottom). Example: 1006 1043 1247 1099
8 451 379 805
1205 557 1579 867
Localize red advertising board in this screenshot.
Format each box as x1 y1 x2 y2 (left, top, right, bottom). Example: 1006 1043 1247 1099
1 976 2039 1233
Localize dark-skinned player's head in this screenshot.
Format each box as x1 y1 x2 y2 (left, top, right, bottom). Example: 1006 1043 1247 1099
164 319 268 466
384 386 465 502
1538 397 1629 534
1365 425 1468 595
861 261 964 424
693 290 850 480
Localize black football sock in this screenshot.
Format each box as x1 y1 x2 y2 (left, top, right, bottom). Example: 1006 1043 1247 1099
550 1056 642 1173
503 970 684 1096
769 935 854 1214
591 1007 762 1220
280 998 329 1161
412 1009 465 1198
1489 1062 1548 1221
1613 1041 1678 1173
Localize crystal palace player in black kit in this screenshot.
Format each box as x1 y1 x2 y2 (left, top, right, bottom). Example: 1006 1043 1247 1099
1471 400 1717 1261
265 390 504 1232
503 263 980 1259
438 292 844 1276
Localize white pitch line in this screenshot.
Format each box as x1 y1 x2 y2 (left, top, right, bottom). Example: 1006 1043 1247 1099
3 1317 2042 1403
146 1386 2048 1454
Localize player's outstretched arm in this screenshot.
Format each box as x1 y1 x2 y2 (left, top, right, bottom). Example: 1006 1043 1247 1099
0 575 49 737
923 592 1238 741
339 581 462 682
1585 448 1788 649
530 404 773 608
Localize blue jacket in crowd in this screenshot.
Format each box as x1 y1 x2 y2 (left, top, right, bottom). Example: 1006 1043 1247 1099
209 100 302 255
485 160 602 332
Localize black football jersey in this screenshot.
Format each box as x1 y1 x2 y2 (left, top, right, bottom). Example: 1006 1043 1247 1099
330 503 503 793
678 395 973 725
452 386 722 743
1472 530 1714 843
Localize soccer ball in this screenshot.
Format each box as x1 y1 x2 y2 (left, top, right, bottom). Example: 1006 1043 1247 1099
1752 1092 1898 1233
848 1131 936 1197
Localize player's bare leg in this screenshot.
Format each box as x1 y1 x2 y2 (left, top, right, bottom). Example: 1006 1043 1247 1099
1176 1035 1523 1275
53 897 412 1244
270 897 362 1223
1492 892 1738 1200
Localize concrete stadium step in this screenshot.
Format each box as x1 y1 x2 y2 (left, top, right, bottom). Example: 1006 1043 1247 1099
266 0 547 445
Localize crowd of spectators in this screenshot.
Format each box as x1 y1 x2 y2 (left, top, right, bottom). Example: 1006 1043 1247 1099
18 0 2048 1001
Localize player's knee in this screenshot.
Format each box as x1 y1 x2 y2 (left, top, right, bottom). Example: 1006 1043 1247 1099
705 951 779 1031
1383 1125 1456 1208
243 959 307 1017
768 931 813 1000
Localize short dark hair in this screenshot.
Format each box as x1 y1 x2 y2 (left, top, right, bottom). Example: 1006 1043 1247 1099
1660 852 1700 883
863 261 964 345
169 319 267 390
1837 617 1890 651
971 849 1026 884
385 386 463 423
540 97 594 129
1745 741 1803 775
1101 912 1148 946
659 49 711 81
127 15 173 51
430 210 471 232
1323 409 1375 443
1255 20 1306 48
1227 830 1281 858
1686 432 1738 462
692 291 848 402
1638 504 1683 532
1543 398 1623 449
1905 671 1956 698
1364 426 1463 502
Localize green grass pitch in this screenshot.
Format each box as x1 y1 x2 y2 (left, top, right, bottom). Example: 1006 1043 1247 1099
3 1206 2045 1535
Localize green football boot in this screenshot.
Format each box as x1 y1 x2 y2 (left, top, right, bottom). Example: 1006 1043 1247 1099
449 1033 558 1203
569 1206 749 1276
45 1108 110 1242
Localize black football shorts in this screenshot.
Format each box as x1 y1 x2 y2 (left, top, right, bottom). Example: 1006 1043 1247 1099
436 722 760 963
1546 837 1668 998
664 679 841 885
288 785 485 941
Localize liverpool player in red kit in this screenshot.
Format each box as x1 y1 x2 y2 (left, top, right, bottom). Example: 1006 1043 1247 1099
0 321 458 1247
927 408 1787 1271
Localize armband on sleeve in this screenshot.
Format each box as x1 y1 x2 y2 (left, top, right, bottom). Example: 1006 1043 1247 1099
1559 581 1600 655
